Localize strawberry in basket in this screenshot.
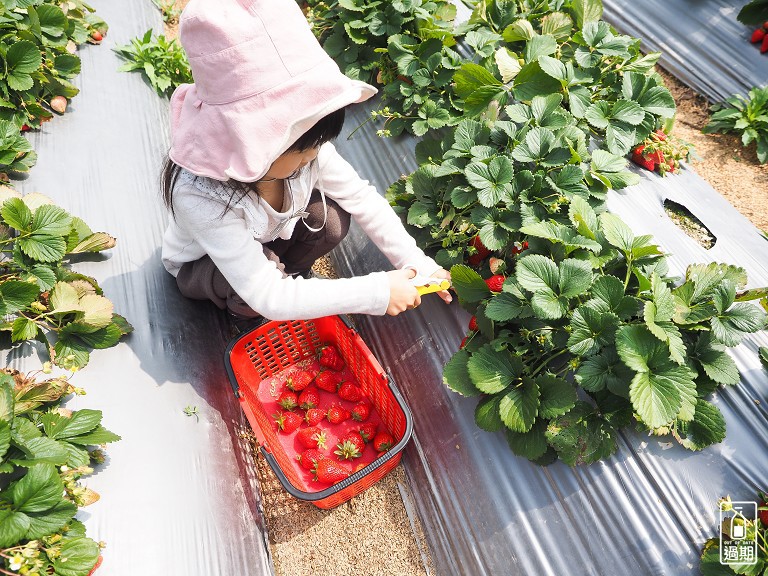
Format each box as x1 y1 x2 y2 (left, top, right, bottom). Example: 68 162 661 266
318 345 345 371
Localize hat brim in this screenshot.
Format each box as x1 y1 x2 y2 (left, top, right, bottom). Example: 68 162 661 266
169 59 377 182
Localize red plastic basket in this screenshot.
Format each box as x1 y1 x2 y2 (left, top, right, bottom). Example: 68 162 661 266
224 315 413 509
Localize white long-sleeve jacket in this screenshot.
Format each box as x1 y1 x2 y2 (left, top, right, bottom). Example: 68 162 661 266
161 142 440 320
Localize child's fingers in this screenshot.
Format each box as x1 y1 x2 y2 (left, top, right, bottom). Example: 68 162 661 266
437 289 452 304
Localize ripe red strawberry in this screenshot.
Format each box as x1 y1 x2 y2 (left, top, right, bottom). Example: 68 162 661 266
459 336 468 349
351 402 371 422
357 423 378 443
631 146 657 171
484 274 506 293
762 34 768 53
296 426 327 449
273 411 302 434
313 458 350 484
315 370 342 393
468 316 478 331
21 124 30 132
468 235 491 265
297 448 325 471
304 408 326 426
334 434 365 460
285 369 314 392
752 28 766 43
277 391 298 411
318 345 345 371
758 500 768 526
654 129 668 141
298 386 320 410
327 405 351 425
373 431 395 452
91 30 103 42
338 382 363 402
353 462 367 473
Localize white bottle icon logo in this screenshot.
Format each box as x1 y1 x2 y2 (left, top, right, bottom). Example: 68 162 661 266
731 507 747 540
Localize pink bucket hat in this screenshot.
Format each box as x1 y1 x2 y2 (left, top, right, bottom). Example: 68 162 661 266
168 0 377 182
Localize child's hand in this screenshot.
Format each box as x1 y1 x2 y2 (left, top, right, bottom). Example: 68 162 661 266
386 269 421 315
430 268 452 304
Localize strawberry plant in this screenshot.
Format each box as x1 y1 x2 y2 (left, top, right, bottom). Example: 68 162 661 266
444 207 766 465
301 0 458 84
0 369 118 575
0 190 132 369
738 0 768 26
151 0 181 25
0 0 108 175
703 86 768 164
388 110 638 269
114 30 193 98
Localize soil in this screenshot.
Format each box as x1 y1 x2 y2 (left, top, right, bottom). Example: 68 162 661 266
159 5 768 574
658 69 768 233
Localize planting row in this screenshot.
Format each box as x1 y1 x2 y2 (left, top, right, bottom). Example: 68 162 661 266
2 3 130 573
298 0 768 468
1 0 108 177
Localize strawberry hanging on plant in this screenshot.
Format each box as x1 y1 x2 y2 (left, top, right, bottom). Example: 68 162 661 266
467 235 491 265
629 129 694 176
484 274 506 293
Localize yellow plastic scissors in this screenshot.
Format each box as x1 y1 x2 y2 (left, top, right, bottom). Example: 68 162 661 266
406 267 451 295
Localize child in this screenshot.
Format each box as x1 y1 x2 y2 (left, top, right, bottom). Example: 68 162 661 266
160 0 451 322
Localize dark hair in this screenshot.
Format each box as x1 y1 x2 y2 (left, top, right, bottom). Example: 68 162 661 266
161 106 346 215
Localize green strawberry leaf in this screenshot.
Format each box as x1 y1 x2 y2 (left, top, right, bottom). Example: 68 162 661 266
629 367 686 429
24 500 77 541
443 349 481 396
50 537 101 576
567 306 619 356
499 376 540 433
41 409 102 440
710 303 765 347
505 419 549 460
450 264 492 303
475 394 504 432
11 463 64 513
545 402 616 465
65 425 121 446
575 348 632 393
678 399 726 450
467 344 523 394
536 375 577 418
0 509 31 548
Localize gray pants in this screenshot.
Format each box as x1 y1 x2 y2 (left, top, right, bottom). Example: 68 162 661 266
175 189 350 317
